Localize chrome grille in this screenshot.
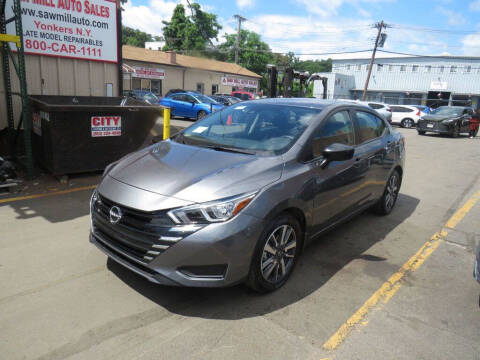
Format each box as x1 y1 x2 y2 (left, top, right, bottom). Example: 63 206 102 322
91 195 181 263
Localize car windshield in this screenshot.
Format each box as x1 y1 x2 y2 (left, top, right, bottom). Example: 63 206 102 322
176 103 321 155
431 107 462 116
193 94 219 104
143 93 159 103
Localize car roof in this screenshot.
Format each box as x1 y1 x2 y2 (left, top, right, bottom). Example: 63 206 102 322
247 97 361 110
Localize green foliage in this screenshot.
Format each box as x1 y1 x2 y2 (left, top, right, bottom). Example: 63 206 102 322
122 26 155 48
216 30 274 77
296 58 332 73
162 3 222 51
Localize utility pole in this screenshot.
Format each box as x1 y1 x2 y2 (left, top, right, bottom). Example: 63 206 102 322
362 21 386 101
234 15 246 64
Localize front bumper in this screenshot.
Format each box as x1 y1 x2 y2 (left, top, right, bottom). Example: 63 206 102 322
90 211 265 287
417 121 451 134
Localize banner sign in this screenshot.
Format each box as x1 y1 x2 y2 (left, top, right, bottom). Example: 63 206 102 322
91 116 121 137
132 67 165 79
6 0 118 63
221 76 258 89
430 81 448 91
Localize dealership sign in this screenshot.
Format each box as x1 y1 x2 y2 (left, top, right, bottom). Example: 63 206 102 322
132 67 165 79
91 116 121 137
221 76 258 89
6 0 118 62
430 81 448 91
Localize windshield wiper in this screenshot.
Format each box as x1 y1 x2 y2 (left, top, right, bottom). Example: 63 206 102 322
204 145 255 155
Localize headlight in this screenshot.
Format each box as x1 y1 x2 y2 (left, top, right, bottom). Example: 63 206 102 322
167 192 257 224
442 119 456 124
89 189 98 230
103 161 118 177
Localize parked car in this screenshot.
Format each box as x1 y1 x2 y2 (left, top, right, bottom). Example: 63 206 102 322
415 105 431 114
417 106 474 137
210 95 238 106
231 90 259 101
339 100 392 124
160 92 224 120
390 105 423 128
124 90 160 104
90 99 405 292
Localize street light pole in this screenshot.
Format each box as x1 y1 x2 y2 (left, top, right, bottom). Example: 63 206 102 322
362 21 386 101
234 15 246 64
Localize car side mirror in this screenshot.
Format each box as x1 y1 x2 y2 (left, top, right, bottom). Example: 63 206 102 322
312 141 354 168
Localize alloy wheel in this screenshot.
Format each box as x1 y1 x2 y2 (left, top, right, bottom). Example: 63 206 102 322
260 225 297 283
385 174 399 211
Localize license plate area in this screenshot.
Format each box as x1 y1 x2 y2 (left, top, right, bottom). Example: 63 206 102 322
427 123 434 128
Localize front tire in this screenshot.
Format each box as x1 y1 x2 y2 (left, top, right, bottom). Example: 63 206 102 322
197 110 207 121
451 126 459 138
417 130 426 135
246 214 301 293
372 170 401 215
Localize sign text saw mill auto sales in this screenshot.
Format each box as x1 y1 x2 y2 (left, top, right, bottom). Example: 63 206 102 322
6 0 118 62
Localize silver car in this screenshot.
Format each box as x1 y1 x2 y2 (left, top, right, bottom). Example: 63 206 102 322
90 99 405 292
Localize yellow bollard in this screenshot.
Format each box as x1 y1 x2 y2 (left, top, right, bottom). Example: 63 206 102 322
163 107 171 140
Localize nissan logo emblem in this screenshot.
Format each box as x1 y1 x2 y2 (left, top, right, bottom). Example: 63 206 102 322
109 206 122 224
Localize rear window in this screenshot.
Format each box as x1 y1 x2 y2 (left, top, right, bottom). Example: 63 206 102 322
368 103 384 110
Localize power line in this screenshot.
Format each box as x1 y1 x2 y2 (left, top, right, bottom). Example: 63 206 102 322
390 24 478 35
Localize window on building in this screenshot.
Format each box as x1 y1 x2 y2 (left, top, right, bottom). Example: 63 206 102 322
425 65 432 73
196 82 205 94
389 65 394 72
346 64 351 70
211 84 218 95
466 65 472 73
412 65 419 72
450 65 457 73
439 65 445 73
366 64 369 71
151 80 162 96
357 64 362 71
400 65 406 72
377 64 383 72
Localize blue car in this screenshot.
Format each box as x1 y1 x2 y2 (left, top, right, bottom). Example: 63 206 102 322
415 105 431 114
160 92 224 120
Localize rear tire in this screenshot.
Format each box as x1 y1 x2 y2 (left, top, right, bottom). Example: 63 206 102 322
197 110 207 121
417 130 426 135
372 170 401 216
246 214 301 293
401 118 414 128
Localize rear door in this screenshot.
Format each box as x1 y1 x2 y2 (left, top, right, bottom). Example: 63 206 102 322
169 94 185 117
352 110 393 200
390 106 403 123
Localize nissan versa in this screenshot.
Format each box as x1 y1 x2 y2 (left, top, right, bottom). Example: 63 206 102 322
90 99 405 292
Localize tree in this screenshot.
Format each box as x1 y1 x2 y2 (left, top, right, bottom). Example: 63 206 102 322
296 59 332 73
216 30 274 77
122 26 155 47
162 3 222 52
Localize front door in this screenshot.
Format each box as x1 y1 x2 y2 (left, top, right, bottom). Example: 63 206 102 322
307 110 366 234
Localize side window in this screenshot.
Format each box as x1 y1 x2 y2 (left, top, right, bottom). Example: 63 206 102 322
171 94 181 101
368 103 383 110
311 111 355 159
390 106 401 112
355 111 386 143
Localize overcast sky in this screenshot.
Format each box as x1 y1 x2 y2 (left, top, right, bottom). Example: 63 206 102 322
122 0 480 60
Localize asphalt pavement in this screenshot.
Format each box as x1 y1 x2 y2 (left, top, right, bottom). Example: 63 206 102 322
1 128 480 360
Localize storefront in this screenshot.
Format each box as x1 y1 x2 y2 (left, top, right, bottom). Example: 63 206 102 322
122 46 261 97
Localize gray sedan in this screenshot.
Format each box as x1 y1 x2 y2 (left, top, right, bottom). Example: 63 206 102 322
90 98 405 292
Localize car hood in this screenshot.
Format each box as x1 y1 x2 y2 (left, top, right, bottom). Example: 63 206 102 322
107 140 283 203
421 114 459 122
